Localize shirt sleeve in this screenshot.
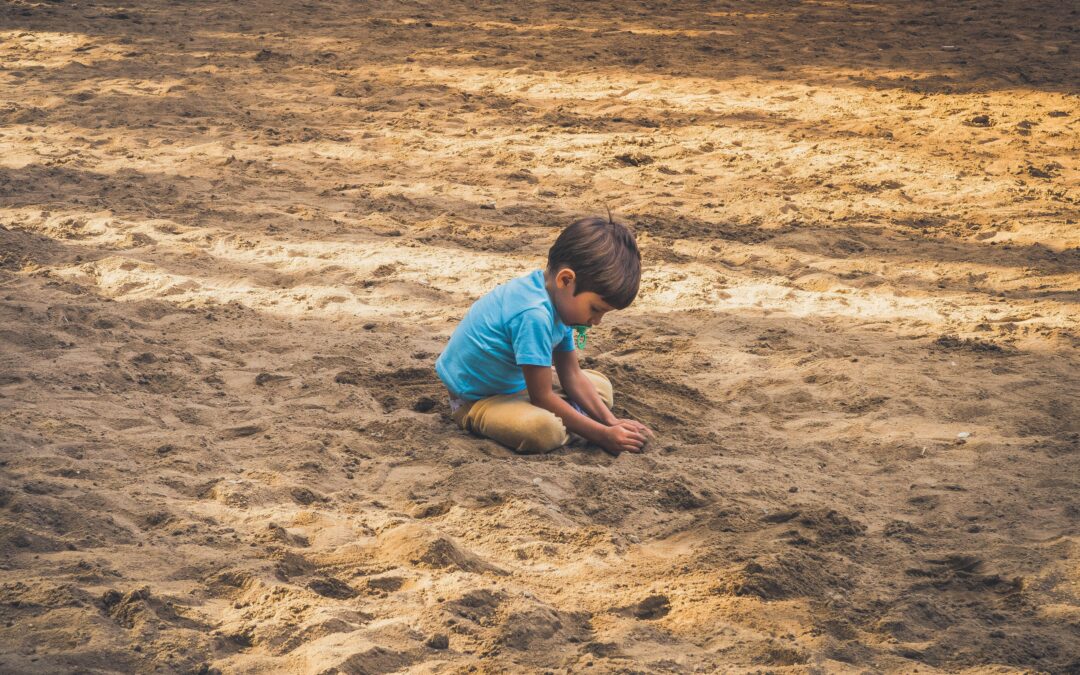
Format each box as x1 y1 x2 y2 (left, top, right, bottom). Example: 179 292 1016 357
554 324 576 353
507 308 555 366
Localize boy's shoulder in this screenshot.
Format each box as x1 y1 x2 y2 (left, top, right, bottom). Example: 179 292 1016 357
466 270 561 337
488 269 551 314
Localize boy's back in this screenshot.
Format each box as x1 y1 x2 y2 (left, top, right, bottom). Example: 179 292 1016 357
435 269 575 401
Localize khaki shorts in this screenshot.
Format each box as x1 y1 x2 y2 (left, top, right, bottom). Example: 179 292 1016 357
450 369 613 453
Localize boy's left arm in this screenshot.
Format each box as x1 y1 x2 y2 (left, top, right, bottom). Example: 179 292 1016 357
553 350 618 425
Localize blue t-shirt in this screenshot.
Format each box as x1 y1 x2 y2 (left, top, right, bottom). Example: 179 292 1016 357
436 269 575 400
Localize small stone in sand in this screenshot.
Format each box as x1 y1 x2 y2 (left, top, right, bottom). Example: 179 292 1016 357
334 371 361 385
307 577 358 599
426 634 449 650
633 594 671 620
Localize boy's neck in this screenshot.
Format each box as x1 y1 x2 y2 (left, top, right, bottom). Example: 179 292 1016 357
542 268 565 320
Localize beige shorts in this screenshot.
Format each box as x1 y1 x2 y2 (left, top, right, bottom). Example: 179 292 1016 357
449 369 613 453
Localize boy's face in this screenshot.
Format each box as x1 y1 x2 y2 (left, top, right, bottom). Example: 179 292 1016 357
549 268 617 327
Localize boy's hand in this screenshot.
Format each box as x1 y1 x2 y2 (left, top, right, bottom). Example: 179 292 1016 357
601 420 652 455
614 418 654 440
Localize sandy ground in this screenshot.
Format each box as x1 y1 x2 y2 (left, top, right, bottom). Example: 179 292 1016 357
1 0 1079 672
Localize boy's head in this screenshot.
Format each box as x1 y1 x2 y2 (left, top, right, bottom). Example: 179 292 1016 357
546 216 641 327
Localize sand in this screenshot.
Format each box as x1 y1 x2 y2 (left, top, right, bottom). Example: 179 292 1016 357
1 0 1078 672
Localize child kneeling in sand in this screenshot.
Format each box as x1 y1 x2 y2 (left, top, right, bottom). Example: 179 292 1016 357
435 216 653 454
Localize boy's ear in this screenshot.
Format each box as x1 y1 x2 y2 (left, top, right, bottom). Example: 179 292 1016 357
556 268 576 289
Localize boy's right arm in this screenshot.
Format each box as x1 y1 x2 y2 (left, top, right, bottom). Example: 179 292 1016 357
522 365 647 454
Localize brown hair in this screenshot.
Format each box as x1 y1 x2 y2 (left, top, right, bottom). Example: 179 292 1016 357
547 216 641 309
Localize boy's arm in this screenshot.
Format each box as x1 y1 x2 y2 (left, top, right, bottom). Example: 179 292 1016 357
522 365 646 454
552 349 617 425
553 351 655 444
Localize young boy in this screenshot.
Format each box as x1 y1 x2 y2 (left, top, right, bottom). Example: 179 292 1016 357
435 216 653 454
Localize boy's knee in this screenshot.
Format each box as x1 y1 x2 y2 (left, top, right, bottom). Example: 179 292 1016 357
584 369 614 408
516 414 569 454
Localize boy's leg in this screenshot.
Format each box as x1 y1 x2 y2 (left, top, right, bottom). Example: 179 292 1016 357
552 368 614 409
454 391 570 454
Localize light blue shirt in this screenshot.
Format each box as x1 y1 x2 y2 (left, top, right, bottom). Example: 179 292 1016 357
436 269 575 400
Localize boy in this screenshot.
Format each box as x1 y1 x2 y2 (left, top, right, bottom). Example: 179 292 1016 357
435 216 654 454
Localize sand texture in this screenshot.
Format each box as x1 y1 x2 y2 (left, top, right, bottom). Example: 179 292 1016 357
1 0 1079 672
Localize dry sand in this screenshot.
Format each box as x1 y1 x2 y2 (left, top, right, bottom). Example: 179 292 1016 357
1 0 1078 672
